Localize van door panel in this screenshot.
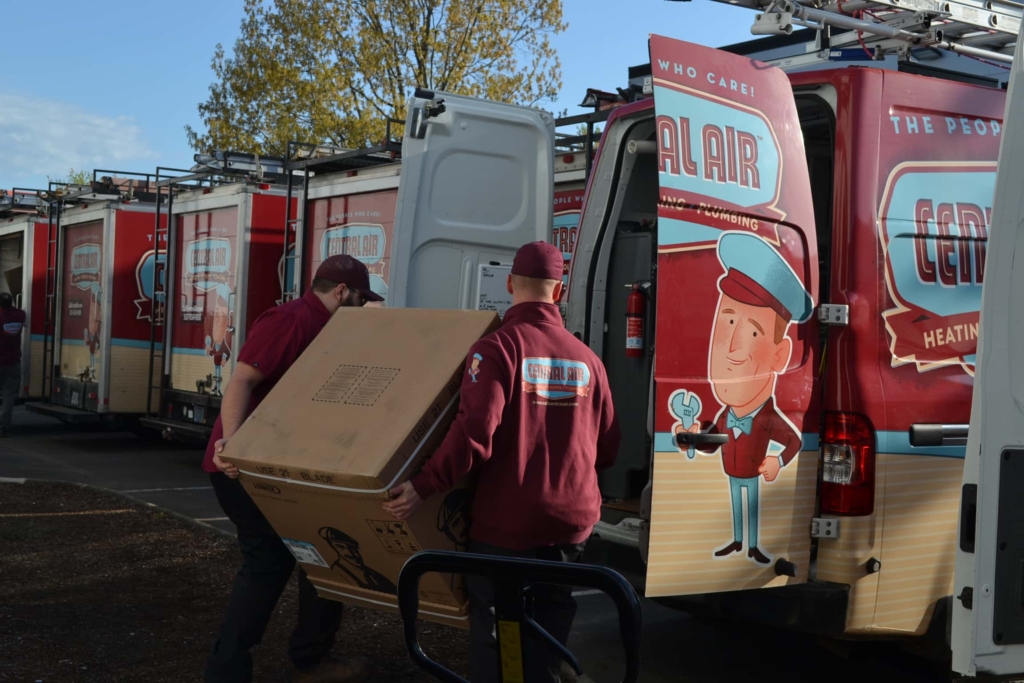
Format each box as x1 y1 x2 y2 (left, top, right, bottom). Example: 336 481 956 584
390 92 554 312
646 35 820 596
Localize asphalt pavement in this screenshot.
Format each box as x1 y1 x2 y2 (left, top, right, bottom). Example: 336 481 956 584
0 406 947 682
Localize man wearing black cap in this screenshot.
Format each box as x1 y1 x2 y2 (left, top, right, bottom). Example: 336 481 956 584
0 292 26 438
384 241 621 683
203 254 382 683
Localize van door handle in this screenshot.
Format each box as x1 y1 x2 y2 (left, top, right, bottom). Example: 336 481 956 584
909 424 968 447
675 432 730 447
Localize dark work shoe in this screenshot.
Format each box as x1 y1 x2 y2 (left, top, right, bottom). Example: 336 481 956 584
293 655 371 683
714 541 743 557
748 547 772 565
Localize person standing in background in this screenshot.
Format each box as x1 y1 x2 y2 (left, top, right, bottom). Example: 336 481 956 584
0 292 26 438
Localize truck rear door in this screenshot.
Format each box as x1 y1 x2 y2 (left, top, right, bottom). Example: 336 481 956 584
389 90 554 316
646 35 821 596
952 36 1024 680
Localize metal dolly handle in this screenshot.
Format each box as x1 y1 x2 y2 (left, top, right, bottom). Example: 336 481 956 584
398 550 643 683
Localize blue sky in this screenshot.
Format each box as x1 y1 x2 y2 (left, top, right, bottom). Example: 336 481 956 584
0 0 753 191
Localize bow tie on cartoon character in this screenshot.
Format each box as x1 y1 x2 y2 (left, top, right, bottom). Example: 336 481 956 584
670 233 813 567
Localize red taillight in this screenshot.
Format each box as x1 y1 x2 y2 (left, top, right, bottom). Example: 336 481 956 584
258 183 270 190
820 412 876 516
562 154 575 164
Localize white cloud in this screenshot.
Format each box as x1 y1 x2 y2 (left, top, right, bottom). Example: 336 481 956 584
0 92 157 183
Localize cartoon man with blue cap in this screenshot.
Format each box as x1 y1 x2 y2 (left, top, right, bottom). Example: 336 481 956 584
674 232 813 566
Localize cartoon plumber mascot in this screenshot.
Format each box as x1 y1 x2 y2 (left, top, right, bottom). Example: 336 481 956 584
203 290 233 397
673 232 813 566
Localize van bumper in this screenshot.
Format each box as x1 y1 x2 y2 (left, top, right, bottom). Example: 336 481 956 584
652 581 851 636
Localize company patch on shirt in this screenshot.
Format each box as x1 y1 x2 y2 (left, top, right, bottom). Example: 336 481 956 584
521 357 591 400
2 322 22 335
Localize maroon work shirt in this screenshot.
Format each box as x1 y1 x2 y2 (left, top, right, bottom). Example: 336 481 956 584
410 302 621 550
202 289 331 473
0 306 27 368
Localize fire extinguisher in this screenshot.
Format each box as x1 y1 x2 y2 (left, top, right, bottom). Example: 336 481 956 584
626 282 645 358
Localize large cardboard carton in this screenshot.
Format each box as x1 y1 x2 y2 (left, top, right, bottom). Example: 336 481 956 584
224 307 501 628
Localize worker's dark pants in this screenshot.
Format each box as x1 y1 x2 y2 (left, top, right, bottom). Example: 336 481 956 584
0 363 20 432
467 539 586 683
205 473 344 683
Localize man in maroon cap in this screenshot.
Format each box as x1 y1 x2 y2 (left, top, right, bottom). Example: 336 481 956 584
384 241 621 683
203 254 382 683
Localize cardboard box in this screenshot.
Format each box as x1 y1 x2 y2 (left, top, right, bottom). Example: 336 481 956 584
224 307 501 628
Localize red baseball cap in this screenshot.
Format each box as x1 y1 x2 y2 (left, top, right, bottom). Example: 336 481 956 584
511 241 564 281
315 255 384 302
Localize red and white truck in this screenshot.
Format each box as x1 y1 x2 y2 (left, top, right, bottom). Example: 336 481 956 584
0 190 48 400
26 174 170 423
140 153 295 442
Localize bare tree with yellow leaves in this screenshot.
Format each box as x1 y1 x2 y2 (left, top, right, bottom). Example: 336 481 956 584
187 0 566 156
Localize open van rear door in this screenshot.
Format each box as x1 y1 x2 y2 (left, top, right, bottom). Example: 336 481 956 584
952 36 1024 681
389 90 554 315
645 35 820 596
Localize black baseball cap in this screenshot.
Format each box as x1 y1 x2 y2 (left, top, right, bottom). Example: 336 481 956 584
315 255 384 302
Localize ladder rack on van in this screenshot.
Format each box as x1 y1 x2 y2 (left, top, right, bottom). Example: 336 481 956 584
0 188 47 218
143 154 289 418
694 0 1019 65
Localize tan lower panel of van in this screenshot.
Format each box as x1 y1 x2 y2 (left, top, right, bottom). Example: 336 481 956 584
29 340 44 398
59 343 98 382
646 449 818 597
108 345 160 414
171 353 233 395
816 453 963 635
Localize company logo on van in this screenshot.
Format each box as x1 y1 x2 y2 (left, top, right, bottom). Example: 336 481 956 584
185 237 232 292
320 225 389 302
70 243 102 291
134 250 167 321
879 162 996 374
253 482 281 495
653 86 782 215
521 358 591 401
320 225 386 276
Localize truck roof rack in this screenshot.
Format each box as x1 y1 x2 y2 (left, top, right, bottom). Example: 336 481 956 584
286 118 405 175
155 151 291 191
0 188 47 218
694 0 1017 65
45 170 172 206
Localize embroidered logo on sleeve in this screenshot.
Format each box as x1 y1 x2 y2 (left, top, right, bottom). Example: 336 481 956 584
468 353 483 383
521 358 591 400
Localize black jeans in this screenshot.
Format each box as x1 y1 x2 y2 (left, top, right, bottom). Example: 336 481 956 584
467 539 586 683
205 473 345 683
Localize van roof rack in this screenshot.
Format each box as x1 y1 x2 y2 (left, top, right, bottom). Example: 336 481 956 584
155 151 291 191
686 0 1017 65
285 118 405 175
0 188 47 218
46 170 173 206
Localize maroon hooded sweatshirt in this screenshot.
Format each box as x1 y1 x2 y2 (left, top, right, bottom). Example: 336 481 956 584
410 301 620 550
